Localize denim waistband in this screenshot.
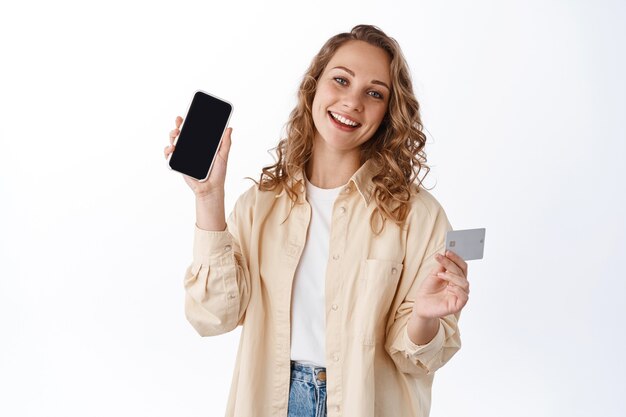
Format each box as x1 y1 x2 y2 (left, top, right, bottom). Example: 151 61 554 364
290 361 327 388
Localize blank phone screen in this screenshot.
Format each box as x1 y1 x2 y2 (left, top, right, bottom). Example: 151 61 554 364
169 91 232 181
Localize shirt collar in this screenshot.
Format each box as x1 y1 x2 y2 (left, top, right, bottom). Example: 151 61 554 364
280 158 379 206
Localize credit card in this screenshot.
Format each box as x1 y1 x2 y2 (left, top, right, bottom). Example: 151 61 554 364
445 228 486 260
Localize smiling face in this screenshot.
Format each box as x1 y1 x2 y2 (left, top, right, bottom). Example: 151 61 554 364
311 40 391 155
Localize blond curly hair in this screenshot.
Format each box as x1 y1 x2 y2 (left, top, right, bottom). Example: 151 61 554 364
253 24 430 234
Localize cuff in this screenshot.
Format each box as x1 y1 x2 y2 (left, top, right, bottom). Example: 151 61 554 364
193 223 235 264
403 319 445 364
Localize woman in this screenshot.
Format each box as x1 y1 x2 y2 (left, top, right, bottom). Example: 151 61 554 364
164 24 470 417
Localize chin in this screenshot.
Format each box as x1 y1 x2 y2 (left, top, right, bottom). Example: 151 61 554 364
325 138 360 152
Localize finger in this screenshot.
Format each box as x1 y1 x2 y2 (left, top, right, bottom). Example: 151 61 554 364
446 284 469 310
445 250 468 278
175 116 183 128
435 253 463 277
164 144 175 158
437 271 469 294
169 129 179 144
429 259 445 276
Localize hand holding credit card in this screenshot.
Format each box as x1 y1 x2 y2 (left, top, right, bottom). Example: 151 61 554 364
445 228 486 261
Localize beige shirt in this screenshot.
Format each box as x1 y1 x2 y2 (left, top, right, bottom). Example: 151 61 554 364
183 158 462 417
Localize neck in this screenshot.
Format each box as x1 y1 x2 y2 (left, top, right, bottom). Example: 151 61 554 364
305 139 362 189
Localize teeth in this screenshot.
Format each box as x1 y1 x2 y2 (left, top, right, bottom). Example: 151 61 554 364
330 112 358 127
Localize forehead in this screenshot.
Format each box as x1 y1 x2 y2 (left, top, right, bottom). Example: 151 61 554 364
325 40 391 83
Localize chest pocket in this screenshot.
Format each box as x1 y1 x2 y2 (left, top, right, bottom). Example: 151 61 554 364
358 258 403 346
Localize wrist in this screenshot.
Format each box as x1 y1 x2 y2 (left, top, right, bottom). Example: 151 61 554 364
407 315 439 346
195 191 226 232
195 189 224 202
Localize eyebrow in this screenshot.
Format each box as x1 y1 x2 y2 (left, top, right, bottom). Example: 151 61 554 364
332 66 390 91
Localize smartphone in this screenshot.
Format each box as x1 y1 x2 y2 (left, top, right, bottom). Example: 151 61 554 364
445 228 486 261
167 90 233 181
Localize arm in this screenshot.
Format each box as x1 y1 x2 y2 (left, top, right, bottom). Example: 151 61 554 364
384 200 463 377
183 187 255 337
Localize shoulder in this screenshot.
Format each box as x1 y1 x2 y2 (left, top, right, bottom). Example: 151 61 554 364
404 185 451 232
408 185 446 219
236 182 260 205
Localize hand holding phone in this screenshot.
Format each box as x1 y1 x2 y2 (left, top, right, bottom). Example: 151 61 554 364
165 90 234 197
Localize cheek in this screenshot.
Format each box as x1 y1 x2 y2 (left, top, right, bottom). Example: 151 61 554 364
368 108 387 129
311 93 328 131
311 95 323 124
314 83 336 105
311 90 324 114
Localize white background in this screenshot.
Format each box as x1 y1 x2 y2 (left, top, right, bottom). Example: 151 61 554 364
1 0 625 416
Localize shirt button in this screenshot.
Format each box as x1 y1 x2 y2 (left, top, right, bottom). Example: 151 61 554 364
224 244 232 252
332 304 338 310
391 267 397 275
335 405 340 412
332 254 340 260
228 293 236 299
343 186 352 194
338 206 346 214
333 353 340 362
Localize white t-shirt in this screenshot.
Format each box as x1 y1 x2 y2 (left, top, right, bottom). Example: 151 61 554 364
289 174 343 367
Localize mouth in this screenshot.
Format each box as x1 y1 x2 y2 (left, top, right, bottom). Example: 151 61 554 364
327 111 361 131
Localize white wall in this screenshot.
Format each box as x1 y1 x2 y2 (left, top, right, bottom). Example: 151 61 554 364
1 0 624 416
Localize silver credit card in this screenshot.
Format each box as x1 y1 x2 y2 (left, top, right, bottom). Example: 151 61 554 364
445 228 486 260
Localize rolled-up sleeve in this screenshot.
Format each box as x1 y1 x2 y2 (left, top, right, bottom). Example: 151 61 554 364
183 188 255 337
395 311 461 376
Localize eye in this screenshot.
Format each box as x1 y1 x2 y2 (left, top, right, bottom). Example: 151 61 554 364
334 77 348 85
368 91 383 100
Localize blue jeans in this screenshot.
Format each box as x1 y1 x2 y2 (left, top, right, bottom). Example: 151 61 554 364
287 361 327 417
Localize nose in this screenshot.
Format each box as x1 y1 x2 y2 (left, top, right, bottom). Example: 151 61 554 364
341 89 363 112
